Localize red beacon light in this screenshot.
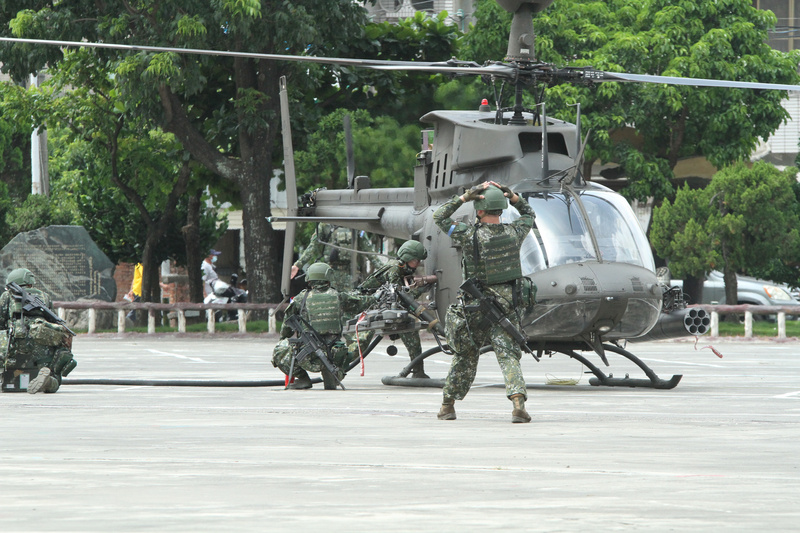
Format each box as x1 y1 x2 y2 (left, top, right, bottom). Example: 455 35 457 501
479 98 491 112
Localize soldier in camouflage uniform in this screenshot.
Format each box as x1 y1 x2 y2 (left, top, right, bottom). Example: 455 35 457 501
433 181 536 423
290 223 384 290
0 268 77 394
273 262 375 389
358 240 431 379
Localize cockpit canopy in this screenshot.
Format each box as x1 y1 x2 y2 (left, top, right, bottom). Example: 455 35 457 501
501 190 655 274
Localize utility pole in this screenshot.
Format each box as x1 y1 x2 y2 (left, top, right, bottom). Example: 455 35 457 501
30 72 49 196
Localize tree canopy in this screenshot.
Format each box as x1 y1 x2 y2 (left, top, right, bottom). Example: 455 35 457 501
465 0 800 202
0 1 377 303
652 162 800 303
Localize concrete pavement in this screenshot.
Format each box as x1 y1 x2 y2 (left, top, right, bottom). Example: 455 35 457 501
1 334 799 532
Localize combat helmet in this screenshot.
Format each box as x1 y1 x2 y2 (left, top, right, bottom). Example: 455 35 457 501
397 240 427 263
474 186 508 211
306 262 332 282
7 268 35 287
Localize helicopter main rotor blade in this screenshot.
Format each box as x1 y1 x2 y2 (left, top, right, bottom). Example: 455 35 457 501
4 36 797 92
580 70 800 92
0 36 478 71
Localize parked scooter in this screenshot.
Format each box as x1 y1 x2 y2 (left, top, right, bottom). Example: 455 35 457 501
204 273 248 322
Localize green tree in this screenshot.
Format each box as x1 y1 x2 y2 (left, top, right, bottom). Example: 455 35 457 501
652 162 800 304
40 50 225 305
705 162 800 305
462 0 800 203
0 1 373 305
294 109 420 193
0 82 36 242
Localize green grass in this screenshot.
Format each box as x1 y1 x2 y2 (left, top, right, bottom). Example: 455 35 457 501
716 319 800 338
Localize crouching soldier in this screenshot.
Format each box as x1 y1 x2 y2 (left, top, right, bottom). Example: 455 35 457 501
358 240 432 378
0 268 77 393
272 262 374 390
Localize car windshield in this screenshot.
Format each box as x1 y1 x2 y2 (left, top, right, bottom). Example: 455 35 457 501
501 190 654 275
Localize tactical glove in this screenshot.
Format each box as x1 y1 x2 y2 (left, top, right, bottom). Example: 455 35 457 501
462 184 486 202
496 184 514 197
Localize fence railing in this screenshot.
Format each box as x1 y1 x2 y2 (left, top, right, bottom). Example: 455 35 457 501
698 304 800 339
50 301 800 338
53 301 287 334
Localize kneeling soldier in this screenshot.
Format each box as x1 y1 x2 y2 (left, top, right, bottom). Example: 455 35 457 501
273 262 374 389
0 268 77 394
359 240 432 378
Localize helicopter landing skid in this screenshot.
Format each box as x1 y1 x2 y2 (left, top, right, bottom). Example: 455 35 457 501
565 343 682 390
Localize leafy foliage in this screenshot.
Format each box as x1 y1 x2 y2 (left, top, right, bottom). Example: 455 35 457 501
652 162 800 295
459 0 800 203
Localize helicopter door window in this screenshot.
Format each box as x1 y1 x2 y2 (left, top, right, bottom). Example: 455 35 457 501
581 192 654 270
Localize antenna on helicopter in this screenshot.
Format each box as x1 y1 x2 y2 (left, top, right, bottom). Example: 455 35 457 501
344 114 355 189
343 113 360 280
540 102 549 184
568 102 582 186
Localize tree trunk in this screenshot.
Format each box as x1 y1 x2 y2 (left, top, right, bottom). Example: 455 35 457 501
158 78 283 306
238 163 282 314
723 267 740 322
682 274 704 307
182 190 204 303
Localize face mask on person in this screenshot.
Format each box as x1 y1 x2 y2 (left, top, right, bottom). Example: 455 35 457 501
212 256 218 264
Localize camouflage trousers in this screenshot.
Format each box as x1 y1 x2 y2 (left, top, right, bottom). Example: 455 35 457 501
272 337 350 377
443 302 526 401
2 335 77 386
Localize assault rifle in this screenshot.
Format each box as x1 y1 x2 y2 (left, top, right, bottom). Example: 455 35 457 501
284 313 346 390
459 278 538 361
6 282 76 336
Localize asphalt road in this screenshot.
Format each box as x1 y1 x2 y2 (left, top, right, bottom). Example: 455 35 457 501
2 334 799 532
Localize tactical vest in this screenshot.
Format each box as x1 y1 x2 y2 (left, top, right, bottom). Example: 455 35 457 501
465 226 522 285
304 289 342 335
324 226 354 265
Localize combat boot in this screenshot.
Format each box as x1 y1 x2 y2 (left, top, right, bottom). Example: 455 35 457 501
410 360 429 379
287 369 313 390
437 397 456 420
510 394 531 423
28 368 59 394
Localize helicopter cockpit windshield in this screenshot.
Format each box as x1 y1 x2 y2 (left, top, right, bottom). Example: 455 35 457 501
501 190 655 275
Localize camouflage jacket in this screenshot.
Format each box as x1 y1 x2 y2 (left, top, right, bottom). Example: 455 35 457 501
293 223 385 272
433 194 535 285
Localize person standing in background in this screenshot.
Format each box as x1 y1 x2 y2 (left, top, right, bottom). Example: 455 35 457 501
201 250 221 297
125 263 143 322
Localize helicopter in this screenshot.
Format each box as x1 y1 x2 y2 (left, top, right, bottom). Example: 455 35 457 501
270 0 800 389
3 0 798 389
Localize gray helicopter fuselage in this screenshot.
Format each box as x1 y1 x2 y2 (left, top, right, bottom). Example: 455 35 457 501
310 109 662 345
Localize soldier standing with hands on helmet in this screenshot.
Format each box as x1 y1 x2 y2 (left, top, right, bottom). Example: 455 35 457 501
273 262 375 389
433 181 536 423
358 240 432 379
0 268 77 393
